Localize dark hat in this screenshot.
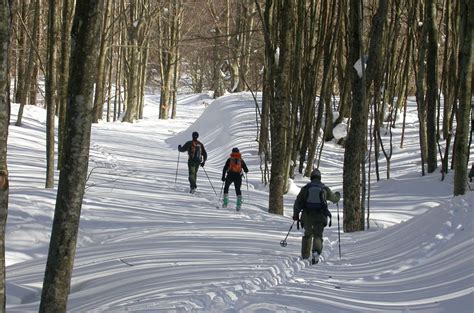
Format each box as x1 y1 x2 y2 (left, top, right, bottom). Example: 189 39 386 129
310 168 321 180
192 131 199 139
232 147 239 153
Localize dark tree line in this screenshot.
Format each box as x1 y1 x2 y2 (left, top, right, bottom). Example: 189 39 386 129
257 0 472 231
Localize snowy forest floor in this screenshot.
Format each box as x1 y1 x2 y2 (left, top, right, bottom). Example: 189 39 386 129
5 92 474 312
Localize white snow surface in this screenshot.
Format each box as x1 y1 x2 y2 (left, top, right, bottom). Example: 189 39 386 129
6 92 474 312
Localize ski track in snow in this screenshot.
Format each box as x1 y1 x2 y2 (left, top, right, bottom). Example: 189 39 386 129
77 110 316 311
6 93 474 312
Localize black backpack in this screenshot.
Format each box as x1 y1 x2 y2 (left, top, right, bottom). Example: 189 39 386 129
305 181 327 211
191 140 202 162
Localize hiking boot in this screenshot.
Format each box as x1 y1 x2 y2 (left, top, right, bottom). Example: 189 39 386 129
222 195 229 208
236 195 242 211
311 251 319 265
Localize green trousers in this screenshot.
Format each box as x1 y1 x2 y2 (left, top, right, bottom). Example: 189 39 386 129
188 160 200 189
300 210 327 259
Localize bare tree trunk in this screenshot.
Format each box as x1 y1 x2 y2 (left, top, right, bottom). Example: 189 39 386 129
93 0 111 123
0 1 13 310
414 1 428 176
14 0 27 105
255 1 270 177
400 6 415 149
209 14 224 98
453 0 473 196
171 21 181 120
28 13 40 107
57 0 73 171
306 99 324 174
39 0 102 310
15 0 40 127
123 9 140 122
158 4 170 119
268 0 293 215
258 0 293 215
425 0 439 173
322 1 340 143
285 0 304 185
302 0 326 178
343 0 365 232
159 1 182 119
106 9 114 122
171 53 179 119
45 0 59 188
344 0 388 232
441 1 460 174
123 1 150 122
113 3 124 122
238 1 256 92
138 40 149 120
334 5 351 127
227 0 241 93
441 1 457 141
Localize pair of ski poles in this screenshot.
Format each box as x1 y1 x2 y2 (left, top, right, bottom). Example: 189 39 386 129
217 173 248 205
175 150 218 196
280 202 342 260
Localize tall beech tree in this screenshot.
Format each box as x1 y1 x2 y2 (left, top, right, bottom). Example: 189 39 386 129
259 0 294 215
39 0 102 310
453 0 473 196
0 1 13 310
45 0 59 188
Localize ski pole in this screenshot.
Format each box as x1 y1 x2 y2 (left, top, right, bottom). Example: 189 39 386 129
245 173 249 192
245 174 249 202
280 220 295 247
175 150 180 185
219 181 224 202
201 166 217 196
337 201 341 259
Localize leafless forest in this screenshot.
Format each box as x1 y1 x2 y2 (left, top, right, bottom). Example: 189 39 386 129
0 0 472 310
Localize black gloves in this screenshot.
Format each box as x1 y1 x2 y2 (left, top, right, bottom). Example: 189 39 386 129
221 176 226 182
178 144 182 150
335 191 341 202
292 213 300 221
200 162 205 167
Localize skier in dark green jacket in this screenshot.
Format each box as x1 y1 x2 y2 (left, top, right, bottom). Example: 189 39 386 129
293 168 340 264
178 131 207 193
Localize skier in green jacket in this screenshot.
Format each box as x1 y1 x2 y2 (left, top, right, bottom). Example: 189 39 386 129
293 168 340 264
178 131 207 193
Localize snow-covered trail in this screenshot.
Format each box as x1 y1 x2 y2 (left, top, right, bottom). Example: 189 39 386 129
6 93 473 312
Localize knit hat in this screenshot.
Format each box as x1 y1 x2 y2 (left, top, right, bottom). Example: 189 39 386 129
310 168 321 180
192 131 199 139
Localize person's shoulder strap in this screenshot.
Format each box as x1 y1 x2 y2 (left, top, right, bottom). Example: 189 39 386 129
302 183 313 193
184 140 192 149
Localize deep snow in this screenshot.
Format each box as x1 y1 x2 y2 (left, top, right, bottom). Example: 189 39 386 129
5 92 474 312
